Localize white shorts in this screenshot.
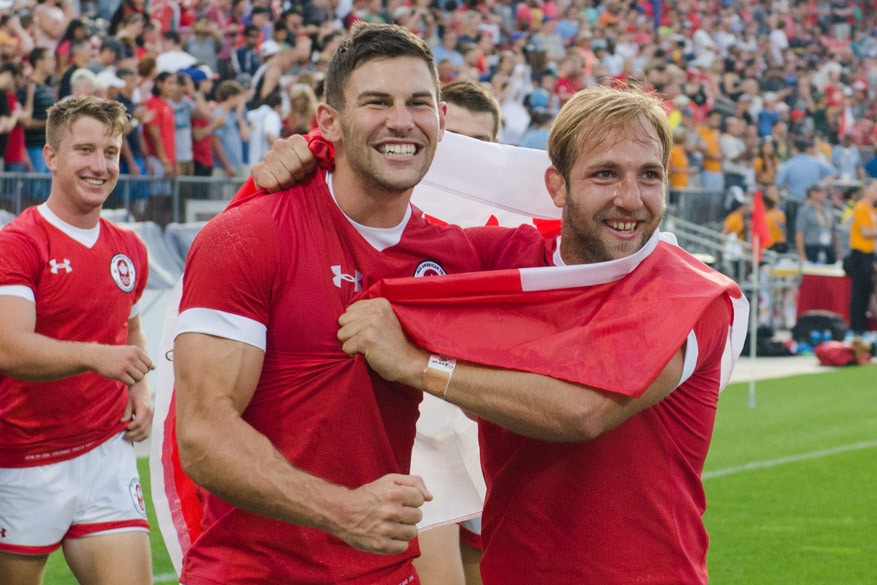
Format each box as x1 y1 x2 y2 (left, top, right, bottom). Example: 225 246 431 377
0 433 149 555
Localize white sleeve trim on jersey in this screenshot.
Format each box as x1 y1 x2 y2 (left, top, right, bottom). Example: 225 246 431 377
677 330 698 388
719 326 736 391
177 308 267 351
129 301 141 321
0 284 36 303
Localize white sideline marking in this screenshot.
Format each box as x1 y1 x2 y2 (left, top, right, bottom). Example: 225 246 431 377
702 440 877 480
153 572 178 584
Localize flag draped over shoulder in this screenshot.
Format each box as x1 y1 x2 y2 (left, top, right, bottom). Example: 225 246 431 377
149 135 747 575
360 234 748 397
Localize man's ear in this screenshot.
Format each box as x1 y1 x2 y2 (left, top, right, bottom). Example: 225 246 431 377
545 166 567 209
316 103 341 142
437 100 447 142
44 144 57 173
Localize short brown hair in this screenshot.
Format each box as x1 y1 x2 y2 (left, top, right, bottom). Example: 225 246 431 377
216 80 245 102
547 84 672 184
137 54 156 78
323 23 437 111
46 96 128 150
441 80 501 141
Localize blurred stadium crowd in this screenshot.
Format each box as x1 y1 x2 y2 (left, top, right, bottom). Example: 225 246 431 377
0 0 874 230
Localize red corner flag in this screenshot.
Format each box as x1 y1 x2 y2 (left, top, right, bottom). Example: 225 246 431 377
750 189 771 262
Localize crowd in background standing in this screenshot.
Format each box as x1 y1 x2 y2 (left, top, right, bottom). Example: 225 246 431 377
0 0 875 230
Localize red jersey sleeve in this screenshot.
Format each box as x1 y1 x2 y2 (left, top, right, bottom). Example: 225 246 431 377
181 203 282 327
464 224 552 271
0 223 42 292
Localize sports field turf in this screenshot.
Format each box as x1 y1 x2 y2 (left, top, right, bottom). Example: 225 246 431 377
704 364 877 584
45 364 877 584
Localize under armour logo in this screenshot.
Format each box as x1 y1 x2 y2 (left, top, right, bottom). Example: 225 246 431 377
331 265 362 291
49 259 72 274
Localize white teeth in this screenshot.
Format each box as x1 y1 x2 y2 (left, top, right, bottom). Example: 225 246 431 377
379 144 416 157
607 221 636 232
83 178 104 185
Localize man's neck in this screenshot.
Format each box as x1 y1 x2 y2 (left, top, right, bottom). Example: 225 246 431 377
45 195 102 230
330 165 412 228
554 231 664 274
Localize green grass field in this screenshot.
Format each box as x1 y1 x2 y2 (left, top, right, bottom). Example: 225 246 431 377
704 365 877 584
44 364 877 584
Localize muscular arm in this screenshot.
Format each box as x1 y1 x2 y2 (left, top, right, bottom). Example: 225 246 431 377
425 352 681 442
338 299 684 442
0 295 153 384
173 332 432 553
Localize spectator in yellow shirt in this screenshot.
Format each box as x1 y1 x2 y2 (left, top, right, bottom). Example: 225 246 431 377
696 109 724 191
668 126 697 189
846 181 877 336
722 187 750 240
753 138 780 186
763 184 788 253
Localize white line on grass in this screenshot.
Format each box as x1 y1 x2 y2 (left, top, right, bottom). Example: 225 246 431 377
153 572 178 584
702 440 877 480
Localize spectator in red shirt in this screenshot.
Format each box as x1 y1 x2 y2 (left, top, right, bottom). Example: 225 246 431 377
188 68 221 178
143 71 177 182
554 54 584 106
0 62 25 173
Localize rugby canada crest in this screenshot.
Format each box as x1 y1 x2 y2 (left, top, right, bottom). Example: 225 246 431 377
129 478 147 517
110 254 136 292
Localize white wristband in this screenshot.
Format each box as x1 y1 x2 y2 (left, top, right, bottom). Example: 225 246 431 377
421 354 457 400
